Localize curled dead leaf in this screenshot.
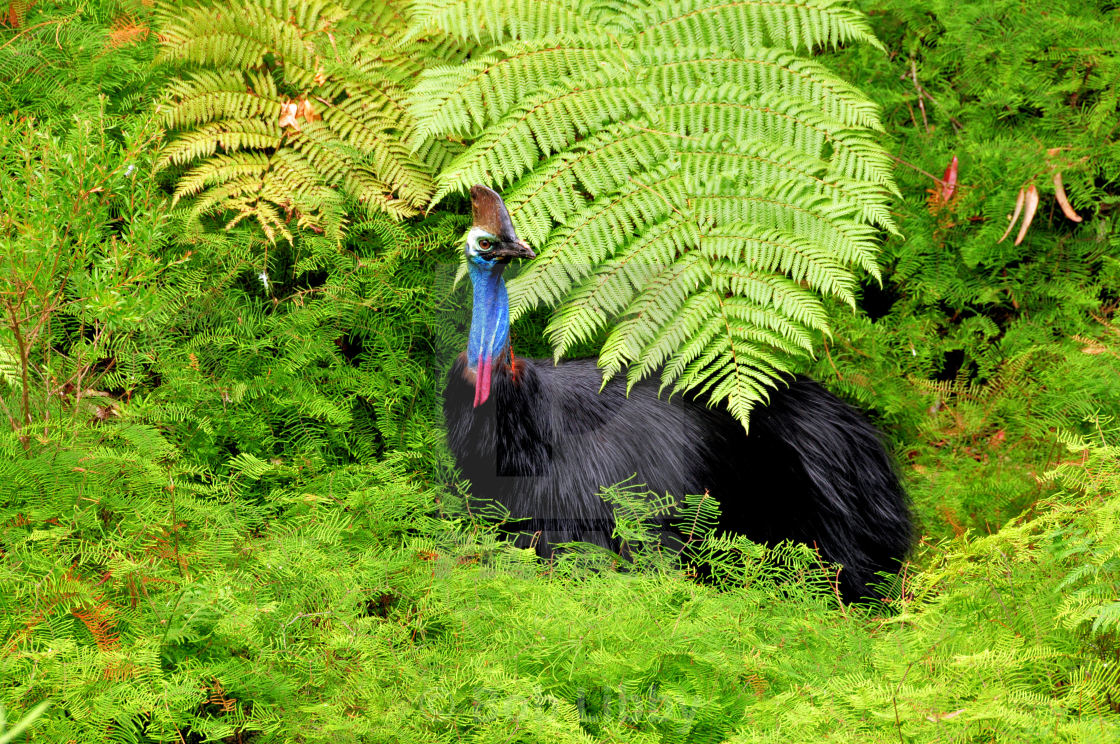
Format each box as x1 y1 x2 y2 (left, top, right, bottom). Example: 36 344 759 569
278 102 300 130
1047 147 1083 223
940 155 958 203
1052 171 1082 223
998 187 1026 243
926 155 959 214
295 98 318 123
1014 183 1039 246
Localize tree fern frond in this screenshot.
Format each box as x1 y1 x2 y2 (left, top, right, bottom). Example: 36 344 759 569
410 39 628 139
691 181 881 279
159 120 282 167
623 0 884 54
503 125 674 246
701 224 856 304
432 77 654 204
159 0 437 238
709 261 831 332
657 85 847 161
678 141 895 233
158 0 334 79
545 212 699 357
173 153 272 200
411 0 895 424
508 167 687 318
408 0 613 44
598 251 708 380
160 71 282 129
638 45 883 131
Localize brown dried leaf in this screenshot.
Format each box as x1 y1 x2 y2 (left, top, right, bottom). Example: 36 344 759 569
296 98 319 123
1052 171 1082 223
1014 184 1039 246
997 187 1026 244
278 102 300 130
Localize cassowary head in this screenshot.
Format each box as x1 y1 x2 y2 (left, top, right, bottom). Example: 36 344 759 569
466 185 535 268
465 186 534 407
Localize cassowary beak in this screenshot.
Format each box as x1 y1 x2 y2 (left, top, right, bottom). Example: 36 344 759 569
492 239 535 260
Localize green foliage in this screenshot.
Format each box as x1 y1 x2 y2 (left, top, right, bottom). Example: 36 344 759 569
409 0 898 425
834 0 1120 339
140 207 468 479
0 0 163 125
5 1 1120 742
157 0 460 240
0 99 170 435
0 700 50 743
793 0 1120 538
13 417 1120 742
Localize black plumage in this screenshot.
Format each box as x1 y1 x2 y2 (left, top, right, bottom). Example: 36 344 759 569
444 353 911 600
444 185 911 601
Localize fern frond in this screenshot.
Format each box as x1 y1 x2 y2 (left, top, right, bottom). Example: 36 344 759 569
158 0 437 238
692 180 882 279
598 250 709 379
509 166 688 319
623 0 884 53
159 120 282 167
174 153 272 200
408 0 612 44
545 212 699 357
410 0 894 425
503 125 674 246
160 71 282 130
702 225 856 304
410 39 628 138
432 77 654 204
638 45 883 131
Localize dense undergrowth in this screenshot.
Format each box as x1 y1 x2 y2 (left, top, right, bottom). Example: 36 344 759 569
2 1 1120 742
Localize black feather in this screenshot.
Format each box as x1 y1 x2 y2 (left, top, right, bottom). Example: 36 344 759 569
444 353 911 601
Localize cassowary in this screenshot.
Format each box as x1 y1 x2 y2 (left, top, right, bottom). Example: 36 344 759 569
444 185 911 601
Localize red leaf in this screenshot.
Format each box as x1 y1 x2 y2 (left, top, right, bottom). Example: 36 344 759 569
940 155 958 202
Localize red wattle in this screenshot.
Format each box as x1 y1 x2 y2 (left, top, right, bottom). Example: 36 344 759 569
473 356 493 407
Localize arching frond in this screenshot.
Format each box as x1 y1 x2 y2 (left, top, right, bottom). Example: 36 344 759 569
638 45 883 131
621 0 884 53
431 76 654 204
158 0 439 238
508 166 689 319
411 0 896 424
408 0 615 44
410 39 627 139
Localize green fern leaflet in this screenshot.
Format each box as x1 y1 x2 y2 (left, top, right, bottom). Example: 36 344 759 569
410 0 899 425
157 0 458 240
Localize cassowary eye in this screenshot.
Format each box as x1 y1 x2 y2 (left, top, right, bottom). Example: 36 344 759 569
478 239 491 250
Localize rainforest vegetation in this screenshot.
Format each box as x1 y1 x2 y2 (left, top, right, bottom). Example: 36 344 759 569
2 0 1120 741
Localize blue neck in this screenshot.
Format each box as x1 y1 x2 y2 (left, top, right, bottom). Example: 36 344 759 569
467 262 510 370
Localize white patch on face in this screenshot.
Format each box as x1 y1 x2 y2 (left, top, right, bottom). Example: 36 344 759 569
466 226 498 257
